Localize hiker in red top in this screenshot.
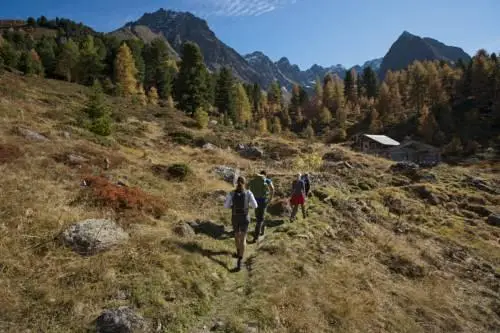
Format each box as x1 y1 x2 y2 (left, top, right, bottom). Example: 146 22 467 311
290 173 307 222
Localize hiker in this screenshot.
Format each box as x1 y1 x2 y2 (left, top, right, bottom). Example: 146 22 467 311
224 176 258 271
290 173 307 221
248 170 275 243
301 173 311 197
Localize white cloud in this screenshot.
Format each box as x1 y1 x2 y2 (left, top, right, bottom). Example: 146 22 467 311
181 0 299 17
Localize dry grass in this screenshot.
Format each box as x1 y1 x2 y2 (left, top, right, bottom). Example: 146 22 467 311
0 72 499 332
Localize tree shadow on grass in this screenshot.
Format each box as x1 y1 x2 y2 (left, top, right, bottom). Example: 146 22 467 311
174 241 234 272
265 219 286 228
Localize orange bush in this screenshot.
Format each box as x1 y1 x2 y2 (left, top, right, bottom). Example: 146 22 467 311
81 176 166 217
0 144 23 164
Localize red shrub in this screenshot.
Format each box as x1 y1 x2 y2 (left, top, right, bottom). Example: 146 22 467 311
81 176 166 217
0 144 23 164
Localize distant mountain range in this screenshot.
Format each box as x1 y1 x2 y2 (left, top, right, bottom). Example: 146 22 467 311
110 8 471 90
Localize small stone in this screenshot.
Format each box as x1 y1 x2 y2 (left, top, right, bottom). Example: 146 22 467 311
67 154 89 165
202 143 218 151
487 214 500 227
173 223 196 237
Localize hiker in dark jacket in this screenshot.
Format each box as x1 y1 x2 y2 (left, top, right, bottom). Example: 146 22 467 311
224 176 258 271
290 173 307 221
248 170 274 243
301 173 311 197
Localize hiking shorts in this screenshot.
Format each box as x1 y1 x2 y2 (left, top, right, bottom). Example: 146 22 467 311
232 214 250 233
290 194 305 205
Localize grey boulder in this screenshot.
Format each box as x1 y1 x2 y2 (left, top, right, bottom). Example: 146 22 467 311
61 219 129 255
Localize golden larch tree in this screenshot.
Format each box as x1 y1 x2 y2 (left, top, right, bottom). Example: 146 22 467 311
148 86 159 106
114 43 138 97
234 83 252 125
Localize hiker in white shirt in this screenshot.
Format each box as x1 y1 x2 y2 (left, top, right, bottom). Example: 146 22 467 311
224 176 258 272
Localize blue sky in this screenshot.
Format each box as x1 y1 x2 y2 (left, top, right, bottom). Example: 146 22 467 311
2 0 499 69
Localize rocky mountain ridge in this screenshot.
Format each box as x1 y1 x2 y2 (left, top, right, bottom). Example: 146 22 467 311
111 9 470 89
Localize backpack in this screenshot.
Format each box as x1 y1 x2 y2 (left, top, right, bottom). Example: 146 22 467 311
249 175 270 199
302 176 311 192
232 190 247 215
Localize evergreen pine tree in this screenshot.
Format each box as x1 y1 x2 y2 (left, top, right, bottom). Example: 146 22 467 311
143 39 177 99
252 83 262 117
0 39 19 68
78 35 105 85
19 49 44 76
56 39 80 82
114 43 138 97
174 42 208 115
362 67 378 98
84 80 112 136
35 37 57 77
214 67 235 119
268 81 281 110
344 69 358 103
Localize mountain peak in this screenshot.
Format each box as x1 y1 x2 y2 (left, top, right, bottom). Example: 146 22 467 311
400 30 415 38
277 57 291 65
379 31 471 78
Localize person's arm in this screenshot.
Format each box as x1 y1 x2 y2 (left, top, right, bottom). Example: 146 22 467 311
268 180 275 201
223 192 233 209
248 191 258 209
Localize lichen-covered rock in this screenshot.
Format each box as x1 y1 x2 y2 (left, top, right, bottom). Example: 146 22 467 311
213 165 240 184
96 307 148 333
236 144 264 159
268 199 292 217
61 219 129 255
16 127 49 141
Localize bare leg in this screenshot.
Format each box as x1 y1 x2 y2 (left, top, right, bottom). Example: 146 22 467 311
235 233 241 257
240 232 247 259
301 203 306 219
291 204 299 221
